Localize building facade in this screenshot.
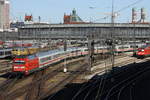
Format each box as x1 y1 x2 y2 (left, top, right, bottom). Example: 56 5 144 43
0 0 10 30
64 9 85 24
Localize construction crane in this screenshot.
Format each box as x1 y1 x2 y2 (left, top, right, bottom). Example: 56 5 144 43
92 0 144 22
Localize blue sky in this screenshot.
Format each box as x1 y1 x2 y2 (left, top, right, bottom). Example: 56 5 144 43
10 0 150 23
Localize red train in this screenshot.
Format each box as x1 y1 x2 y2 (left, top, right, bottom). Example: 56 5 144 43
12 47 88 75
136 45 150 58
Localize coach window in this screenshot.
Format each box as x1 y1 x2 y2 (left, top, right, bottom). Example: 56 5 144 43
48 56 51 60
0 52 3 55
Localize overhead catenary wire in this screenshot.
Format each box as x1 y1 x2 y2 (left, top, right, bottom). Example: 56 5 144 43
93 0 144 22
90 1 144 100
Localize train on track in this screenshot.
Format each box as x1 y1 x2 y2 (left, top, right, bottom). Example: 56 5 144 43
12 44 145 75
12 46 39 56
136 44 150 58
12 47 87 75
0 46 38 59
0 48 12 59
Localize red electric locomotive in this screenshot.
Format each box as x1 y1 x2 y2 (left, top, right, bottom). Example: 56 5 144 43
13 55 39 75
136 44 150 58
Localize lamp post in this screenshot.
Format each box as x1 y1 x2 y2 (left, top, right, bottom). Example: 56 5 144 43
63 29 67 73
133 23 136 57
111 0 115 68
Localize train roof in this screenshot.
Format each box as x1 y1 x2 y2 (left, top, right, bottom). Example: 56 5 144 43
36 47 80 57
13 46 38 49
140 44 150 48
13 47 82 58
0 48 12 51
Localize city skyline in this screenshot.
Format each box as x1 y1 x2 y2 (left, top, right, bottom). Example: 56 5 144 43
11 0 150 23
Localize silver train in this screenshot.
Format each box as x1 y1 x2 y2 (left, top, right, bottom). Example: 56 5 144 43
0 48 12 58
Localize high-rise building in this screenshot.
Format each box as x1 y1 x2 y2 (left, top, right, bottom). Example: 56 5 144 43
0 0 10 30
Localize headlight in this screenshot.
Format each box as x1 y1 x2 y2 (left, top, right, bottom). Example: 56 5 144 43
14 66 25 69
20 66 25 68
141 49 144 51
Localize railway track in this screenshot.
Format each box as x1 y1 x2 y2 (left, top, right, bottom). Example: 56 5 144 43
0 58 83 92
0 68 11 74
0 60 12 67
0 59 11 63
68 58 150 100
0 57 86 100
25 59 86 100
116 69 150 100
91 55 149 75
104 59 150 100
0 54 145 100
25 69 47 100
44 56 141 100
39 65 86 100
0 73 22 100
0 59 12 75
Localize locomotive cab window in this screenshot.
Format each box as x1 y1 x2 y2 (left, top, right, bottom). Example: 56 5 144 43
40 56 51 63
28 55 36 59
